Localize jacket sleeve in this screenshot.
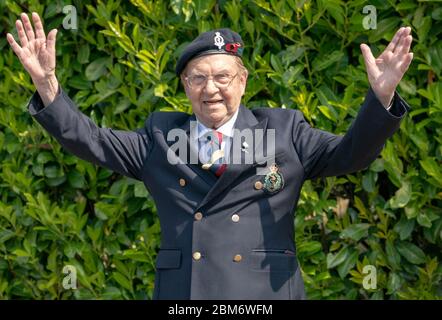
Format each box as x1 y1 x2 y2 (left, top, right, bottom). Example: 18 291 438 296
292 87 410 180
28 88 153 181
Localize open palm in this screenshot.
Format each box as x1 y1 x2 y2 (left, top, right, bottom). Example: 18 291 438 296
360 27 413 108
7 12 57 82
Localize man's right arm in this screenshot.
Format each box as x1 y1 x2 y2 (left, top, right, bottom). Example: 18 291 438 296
28 87 153 181
7 13 153 180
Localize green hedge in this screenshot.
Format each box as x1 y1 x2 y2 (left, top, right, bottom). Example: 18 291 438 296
0 0 441 299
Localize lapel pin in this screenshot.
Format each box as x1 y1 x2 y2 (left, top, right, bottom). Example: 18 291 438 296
241 141 249 153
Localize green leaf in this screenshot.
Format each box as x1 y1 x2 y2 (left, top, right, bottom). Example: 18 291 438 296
389 182 411 208
297 241 323 255
362 171 377 193
387 272 402 294
77 44 90 64
312 51 344 72
85 57 110 81
337 249 358 278
47 176 66 187
327 246 349 269
432 7 442 20
394 216 415 240
122 250 151 262
112 272 133 292
68 170 86 189
385 240 401 269
369 159 384 172
0 230 16 243
94 203 111 220
102 286 122 299
37 152 55 164
13 249 30 257
396 241 426 264
340 224 370 241
134 182 148 198
417 213 432 228
68 76 93 90
44 165 62 178
318 105 337 121
86 224 102 243
420 158 442 185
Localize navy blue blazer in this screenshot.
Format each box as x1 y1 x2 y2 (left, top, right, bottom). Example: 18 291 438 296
28 88 409 299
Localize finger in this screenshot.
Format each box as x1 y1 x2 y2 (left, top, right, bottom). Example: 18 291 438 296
21 13 35 42
400 35 413 54
360 44 380 82
16 20 28 47
399 52 413 73
6 33 24 59
394 31 410 55
385 27 404 53
402 26 411 37
32 12 46 40
395 27 412 54
46 29 58 53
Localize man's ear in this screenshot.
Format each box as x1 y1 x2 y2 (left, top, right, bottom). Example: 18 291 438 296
180 74 186 87
180 74 188 93
240 70 248 96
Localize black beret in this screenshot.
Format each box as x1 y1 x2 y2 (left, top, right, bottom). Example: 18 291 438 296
175 28 244 75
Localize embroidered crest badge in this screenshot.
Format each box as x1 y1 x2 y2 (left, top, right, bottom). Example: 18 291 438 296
262 163 284 193
214 32 225 50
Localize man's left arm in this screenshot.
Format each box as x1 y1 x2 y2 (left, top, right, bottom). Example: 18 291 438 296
292 88 409 180
293 26 413 179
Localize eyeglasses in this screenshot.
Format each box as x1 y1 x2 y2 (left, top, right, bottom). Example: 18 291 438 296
184 73 238 89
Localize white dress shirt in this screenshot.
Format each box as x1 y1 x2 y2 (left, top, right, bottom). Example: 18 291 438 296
192 108 240 165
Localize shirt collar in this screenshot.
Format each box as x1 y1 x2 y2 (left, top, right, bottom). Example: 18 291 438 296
193 107 240 140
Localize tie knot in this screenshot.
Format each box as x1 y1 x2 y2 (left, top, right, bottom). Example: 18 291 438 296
213 130 223 144
204 130 223 145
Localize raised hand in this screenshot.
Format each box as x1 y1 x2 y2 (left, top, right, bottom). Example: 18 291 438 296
360 27 413 108
7 12 59 106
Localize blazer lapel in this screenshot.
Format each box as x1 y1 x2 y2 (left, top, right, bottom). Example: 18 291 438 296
196 105 268 211
167 114 217 187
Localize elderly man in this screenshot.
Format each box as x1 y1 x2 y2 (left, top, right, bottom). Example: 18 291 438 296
7 13 412 299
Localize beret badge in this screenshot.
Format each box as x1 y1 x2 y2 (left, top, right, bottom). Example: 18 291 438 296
214 32 225 50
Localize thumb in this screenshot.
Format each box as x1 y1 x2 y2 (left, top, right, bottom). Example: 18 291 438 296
360 43 376 67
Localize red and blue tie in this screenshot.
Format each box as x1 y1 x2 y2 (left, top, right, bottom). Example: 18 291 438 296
202 130 227 177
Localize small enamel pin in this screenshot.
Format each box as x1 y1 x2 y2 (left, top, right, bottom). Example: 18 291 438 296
241 141 249 153
262 163 284 193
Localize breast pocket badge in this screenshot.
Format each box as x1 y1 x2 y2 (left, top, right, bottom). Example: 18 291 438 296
262 163 284 194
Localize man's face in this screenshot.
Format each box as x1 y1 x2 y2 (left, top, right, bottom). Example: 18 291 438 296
181 54 248 129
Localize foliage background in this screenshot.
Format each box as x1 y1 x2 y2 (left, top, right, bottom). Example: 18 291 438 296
0 0 441 299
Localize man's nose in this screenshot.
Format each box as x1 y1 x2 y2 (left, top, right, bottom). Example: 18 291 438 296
203 78 219 94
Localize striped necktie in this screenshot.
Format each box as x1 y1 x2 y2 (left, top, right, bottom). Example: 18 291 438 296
201 130 227 177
